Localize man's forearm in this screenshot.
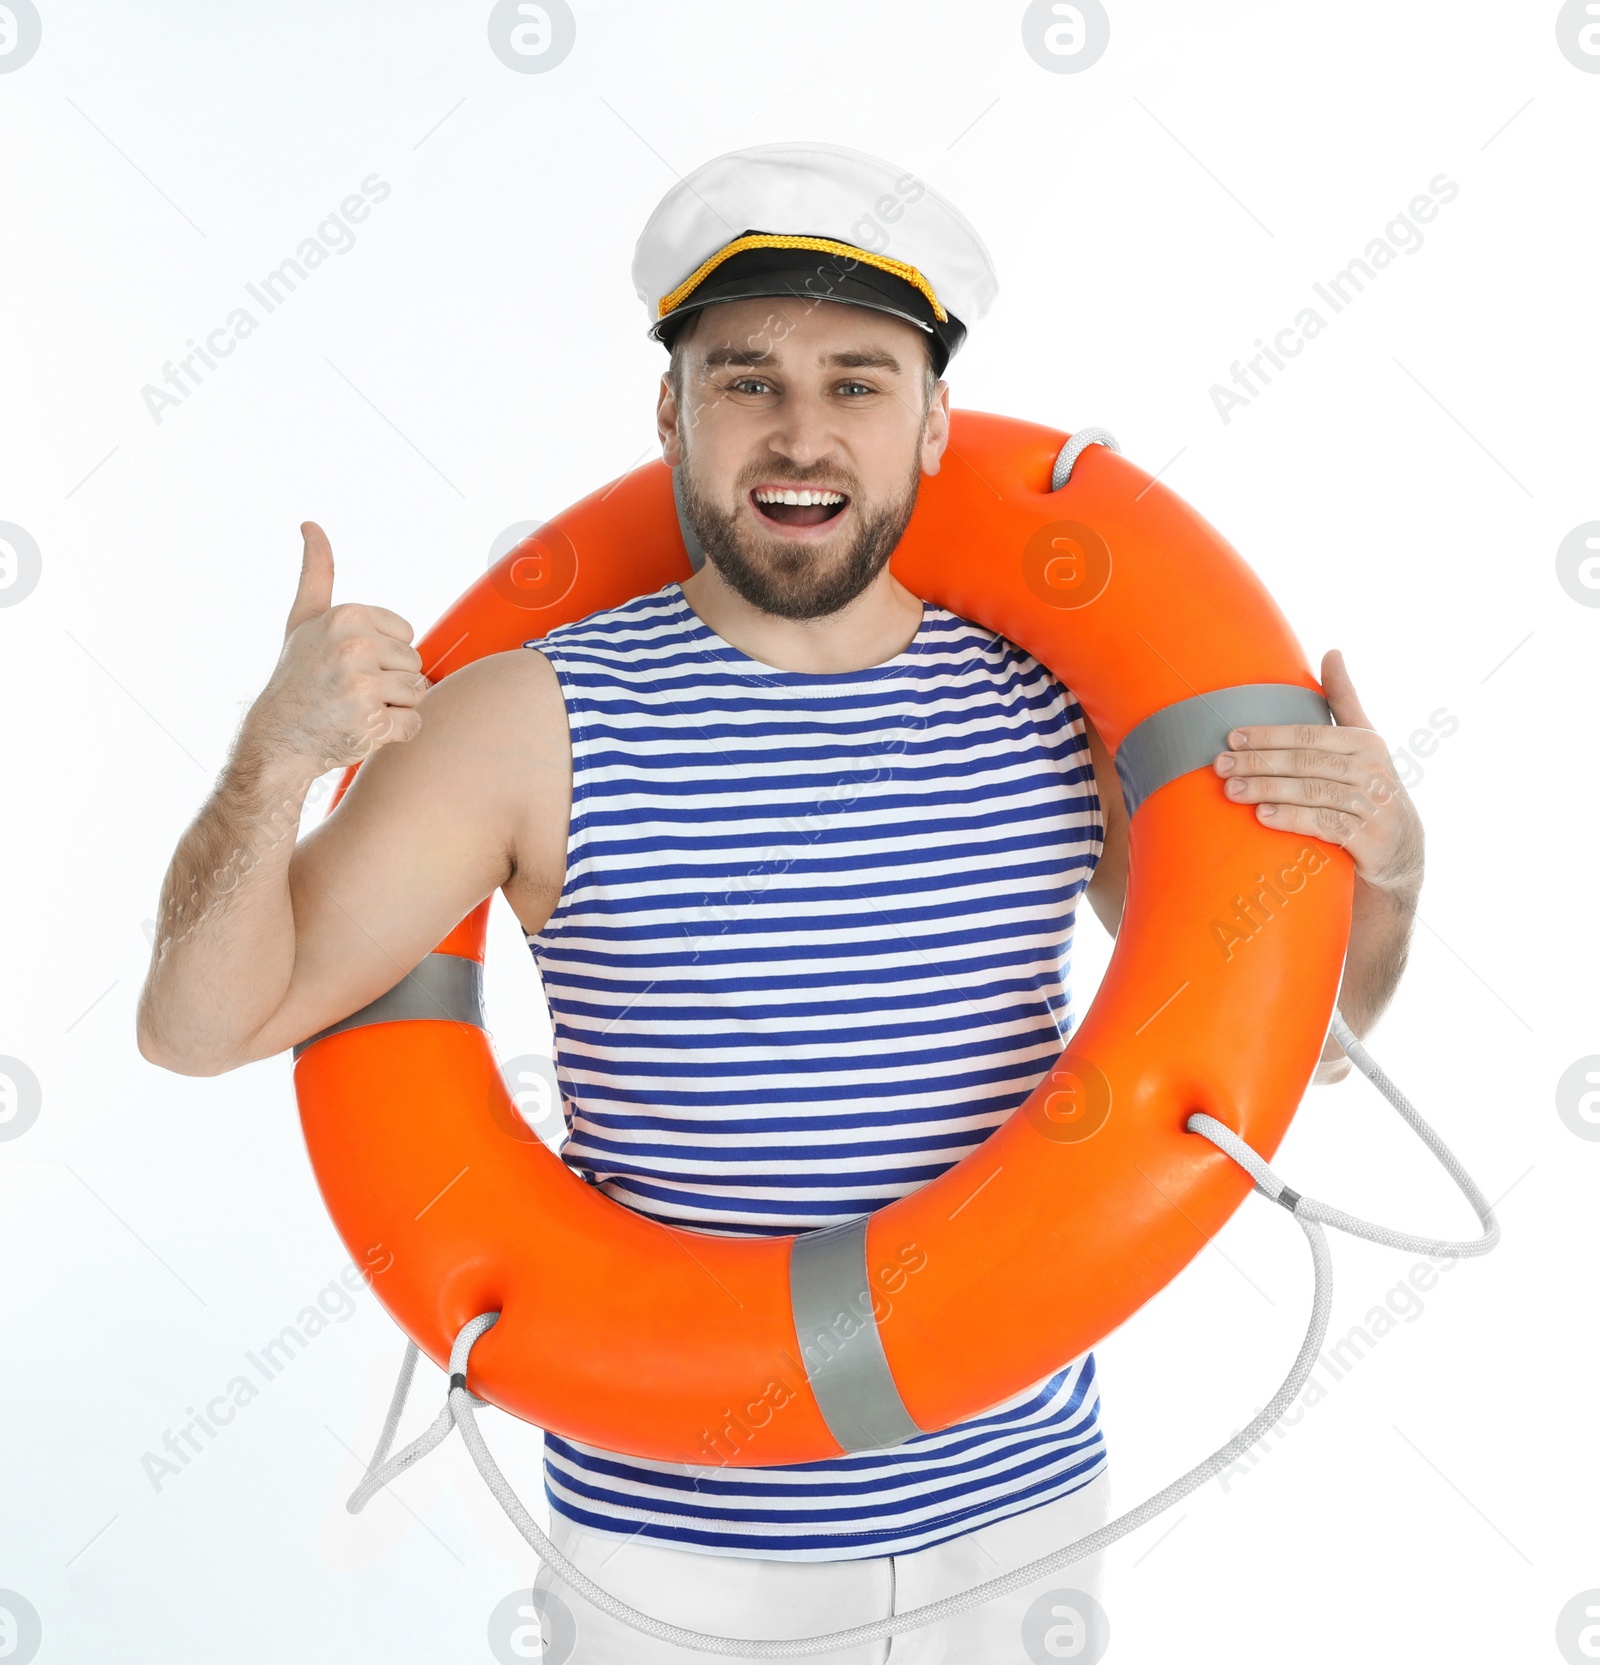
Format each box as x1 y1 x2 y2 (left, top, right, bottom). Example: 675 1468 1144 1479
1313 872 1421 1084
136 728 321 1075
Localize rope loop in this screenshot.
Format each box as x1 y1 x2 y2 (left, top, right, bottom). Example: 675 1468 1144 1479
345 1312 498 1516
1051 426 1122 491
341 1007 1500 1654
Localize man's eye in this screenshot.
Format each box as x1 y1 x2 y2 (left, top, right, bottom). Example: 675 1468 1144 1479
838 381 876 397
730 377 774 394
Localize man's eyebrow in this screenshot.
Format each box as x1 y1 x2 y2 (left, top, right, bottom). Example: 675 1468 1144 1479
698 346 905 373
825 349 903 372
700 346 776 369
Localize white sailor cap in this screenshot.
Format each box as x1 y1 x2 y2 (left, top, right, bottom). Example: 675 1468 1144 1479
631 140 998 376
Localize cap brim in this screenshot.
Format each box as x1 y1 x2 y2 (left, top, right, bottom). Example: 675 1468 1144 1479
650 268 966 375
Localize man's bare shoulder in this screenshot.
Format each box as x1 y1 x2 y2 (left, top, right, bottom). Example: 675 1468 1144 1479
431 642 563 727
429 646 572 928
401 643 564 775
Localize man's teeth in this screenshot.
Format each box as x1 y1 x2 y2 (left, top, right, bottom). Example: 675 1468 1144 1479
753 488 845 506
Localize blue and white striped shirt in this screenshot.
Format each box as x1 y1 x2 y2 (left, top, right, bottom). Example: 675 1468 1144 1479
520 580 1107 1560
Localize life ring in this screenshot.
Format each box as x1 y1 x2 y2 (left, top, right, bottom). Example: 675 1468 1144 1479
292 409 1353 1464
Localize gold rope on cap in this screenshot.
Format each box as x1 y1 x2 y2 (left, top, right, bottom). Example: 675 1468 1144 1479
657 234 948 324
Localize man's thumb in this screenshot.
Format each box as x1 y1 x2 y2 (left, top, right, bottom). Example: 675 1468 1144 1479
286 521 335 637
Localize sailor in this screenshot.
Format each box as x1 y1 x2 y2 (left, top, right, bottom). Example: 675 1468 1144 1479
535 140 1124 1659
139 136 1428 1665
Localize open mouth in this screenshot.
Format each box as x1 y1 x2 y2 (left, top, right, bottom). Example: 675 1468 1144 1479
749 485 851 532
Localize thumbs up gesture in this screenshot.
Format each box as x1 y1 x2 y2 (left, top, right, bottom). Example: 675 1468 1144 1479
245 522 430 775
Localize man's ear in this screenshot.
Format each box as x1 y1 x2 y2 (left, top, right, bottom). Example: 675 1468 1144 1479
657 373 685 468
920 380 951 477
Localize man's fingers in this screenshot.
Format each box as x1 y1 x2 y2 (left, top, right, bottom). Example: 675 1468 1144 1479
372 637 426 675
283 526 416 649
331 600 417 647
1248 801 1363 845
1320 648 1376 731
1221 770 1375 817
372 669 431 709
1216 744 1374 783
1223 722 1367 756
358 700 425 752
333 630 424 675
286 521 335 638
254 526 428 772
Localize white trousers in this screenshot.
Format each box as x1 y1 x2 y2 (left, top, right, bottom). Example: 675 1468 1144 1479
529 1469 1112 1664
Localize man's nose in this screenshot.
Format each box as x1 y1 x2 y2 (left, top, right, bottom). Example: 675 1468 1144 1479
762 390 841 467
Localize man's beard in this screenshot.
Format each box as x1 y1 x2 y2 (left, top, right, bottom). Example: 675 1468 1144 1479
676 448 924 622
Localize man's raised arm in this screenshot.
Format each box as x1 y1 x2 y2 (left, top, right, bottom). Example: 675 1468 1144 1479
136 522 558 1077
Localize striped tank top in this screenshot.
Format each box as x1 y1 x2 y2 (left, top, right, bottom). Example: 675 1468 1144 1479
520 580 1107 1561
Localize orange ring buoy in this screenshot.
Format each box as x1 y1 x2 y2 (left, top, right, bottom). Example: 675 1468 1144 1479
292 410 1352 1464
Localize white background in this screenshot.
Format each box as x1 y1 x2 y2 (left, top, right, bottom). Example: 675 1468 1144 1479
2 2 1596 1661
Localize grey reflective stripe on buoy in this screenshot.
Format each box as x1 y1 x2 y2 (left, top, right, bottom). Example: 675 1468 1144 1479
292 952 486 1058
1114 683 1333 820
788 1215 922 1452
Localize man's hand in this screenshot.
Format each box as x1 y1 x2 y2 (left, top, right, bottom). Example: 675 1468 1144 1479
1211 649 1426 1083
244 521 430 775
1211 649 1423 896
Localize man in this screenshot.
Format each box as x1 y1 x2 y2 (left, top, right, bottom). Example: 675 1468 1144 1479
137 143 1425 1662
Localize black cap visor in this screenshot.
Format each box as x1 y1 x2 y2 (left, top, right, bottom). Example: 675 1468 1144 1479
650 239 965 376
